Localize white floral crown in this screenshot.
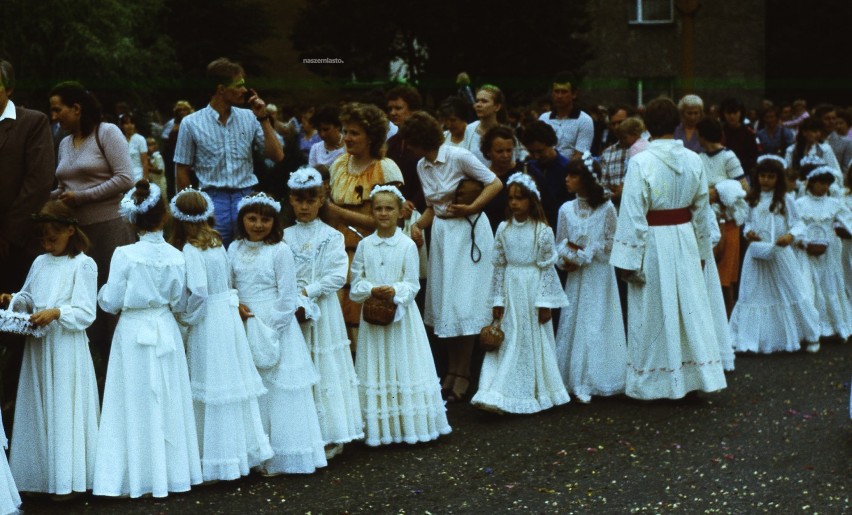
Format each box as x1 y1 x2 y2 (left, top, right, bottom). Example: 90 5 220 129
287 167 324 191
170 188 215 223
237 192 281 214
119 183 161 223
805 166 836 182
579 151 603 184
369 184 406 204
756 154 786 167
800 155 826 168
506 173 541 200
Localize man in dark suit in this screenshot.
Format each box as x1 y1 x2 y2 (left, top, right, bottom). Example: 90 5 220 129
0 60 56 409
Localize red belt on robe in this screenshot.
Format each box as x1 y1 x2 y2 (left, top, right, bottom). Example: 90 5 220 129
646 207 691 226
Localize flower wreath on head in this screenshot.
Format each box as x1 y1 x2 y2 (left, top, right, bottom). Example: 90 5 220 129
369 184 406 204
805 166 836 182
506 172 541 200
580 151 604 184
170 188 215 223
287 167 324 191
119 183 161 223
756 154 787 168
237 192 281 214
799 154 826 168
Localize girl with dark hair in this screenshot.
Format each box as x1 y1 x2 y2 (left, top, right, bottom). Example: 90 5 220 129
790 168 852 349
93 180 202 498
171 188 273 482
786 117 843 187
554 155 626 403
229 193 327 475
730 156 820 354
437 96 470 147
119 113 149 183
481 125 524 233
471 173 569 414
49 81 135 372
4 201 99 498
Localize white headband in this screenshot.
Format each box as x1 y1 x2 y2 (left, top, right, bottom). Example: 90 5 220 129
800 154 826 168
756 154 786 167
237 192 281 214
805 166 836 182
287 167 323 191
506 173 541 200
369 184 406 204
119 183 161 223
170 188 215 223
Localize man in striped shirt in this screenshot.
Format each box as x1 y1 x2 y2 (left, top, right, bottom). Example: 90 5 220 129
174 57 284 246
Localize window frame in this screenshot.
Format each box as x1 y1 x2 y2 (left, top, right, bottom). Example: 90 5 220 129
629 0 675 25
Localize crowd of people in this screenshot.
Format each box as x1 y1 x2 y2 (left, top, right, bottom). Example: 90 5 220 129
0 55 851 508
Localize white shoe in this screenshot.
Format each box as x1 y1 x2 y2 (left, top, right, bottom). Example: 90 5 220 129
325 443 344 460
574 393 592 404
806 343 820 353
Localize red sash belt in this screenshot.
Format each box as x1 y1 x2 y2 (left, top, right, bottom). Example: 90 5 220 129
646 207 691 226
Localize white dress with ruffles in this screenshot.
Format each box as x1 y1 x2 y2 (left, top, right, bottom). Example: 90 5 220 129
284 219 364 445
791 194 852 339
9 254 100 495
472 219 570 414
350 229 451 445
180 244 272 481
730 193 820 353
228 240 327 474
93 232 202 498
0 419 20 515
554 199 627 400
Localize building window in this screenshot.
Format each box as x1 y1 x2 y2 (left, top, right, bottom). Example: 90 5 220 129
631 77 675 106
629 0 674 24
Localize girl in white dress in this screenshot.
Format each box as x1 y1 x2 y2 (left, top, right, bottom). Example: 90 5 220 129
554 157 627 403
405 112 503 403
93 180 202 498
0 418 20 514
791 167 852 347
730 156 821 354
229 193 326 475
284 168 363 460
170 189 272 481
350 186 451 444
3 201 99 499
472 174 569 414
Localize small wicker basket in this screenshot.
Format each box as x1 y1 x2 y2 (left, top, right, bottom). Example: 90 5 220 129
479 319 504 352
0 294 49 338
363 296 397 326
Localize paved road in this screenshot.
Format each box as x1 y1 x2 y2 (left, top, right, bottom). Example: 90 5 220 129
20 341 852 513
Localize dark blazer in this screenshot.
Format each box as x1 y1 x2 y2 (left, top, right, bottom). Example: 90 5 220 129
0 105 55 254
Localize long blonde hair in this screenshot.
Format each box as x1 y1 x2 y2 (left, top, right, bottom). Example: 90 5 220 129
170 191 222 250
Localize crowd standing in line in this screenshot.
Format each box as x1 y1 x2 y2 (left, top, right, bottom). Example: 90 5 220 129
0 56 851 509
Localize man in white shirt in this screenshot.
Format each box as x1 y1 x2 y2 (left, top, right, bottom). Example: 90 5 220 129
538 72 594 159
174 57 283 246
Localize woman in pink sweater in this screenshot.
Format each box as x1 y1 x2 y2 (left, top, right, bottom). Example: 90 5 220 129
49 81 135 372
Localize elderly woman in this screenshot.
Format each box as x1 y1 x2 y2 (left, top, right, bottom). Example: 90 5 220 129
405 112 503 403
325 102 404 336
49 81 135 370
674 94 704 154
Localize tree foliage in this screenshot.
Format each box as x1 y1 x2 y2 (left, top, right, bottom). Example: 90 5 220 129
291 0 591 104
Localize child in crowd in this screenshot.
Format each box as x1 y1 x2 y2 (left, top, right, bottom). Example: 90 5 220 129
284 168 363 460
229 193 326 475
730 156 820 353
3 201 99 499
146 136 167 201
554 156 626 403
349 186 451 445
94 181 202 498
791 167 852 347
170 188 272 482
471 173 569 414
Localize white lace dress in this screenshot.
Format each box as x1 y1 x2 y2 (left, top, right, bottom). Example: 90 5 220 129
350 229 451 445
228 240 326 474
791 194 852 339
8 253 99 495
0 419 20 515
554 199 627 401
471 219 570 414
730 193 820 353
284 219 364 445
180 244 272 481
93 232 202 498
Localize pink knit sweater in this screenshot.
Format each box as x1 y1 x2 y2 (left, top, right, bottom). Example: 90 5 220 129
53 123 134 225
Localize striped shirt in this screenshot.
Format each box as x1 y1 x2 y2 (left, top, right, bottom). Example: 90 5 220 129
173 105 264 189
